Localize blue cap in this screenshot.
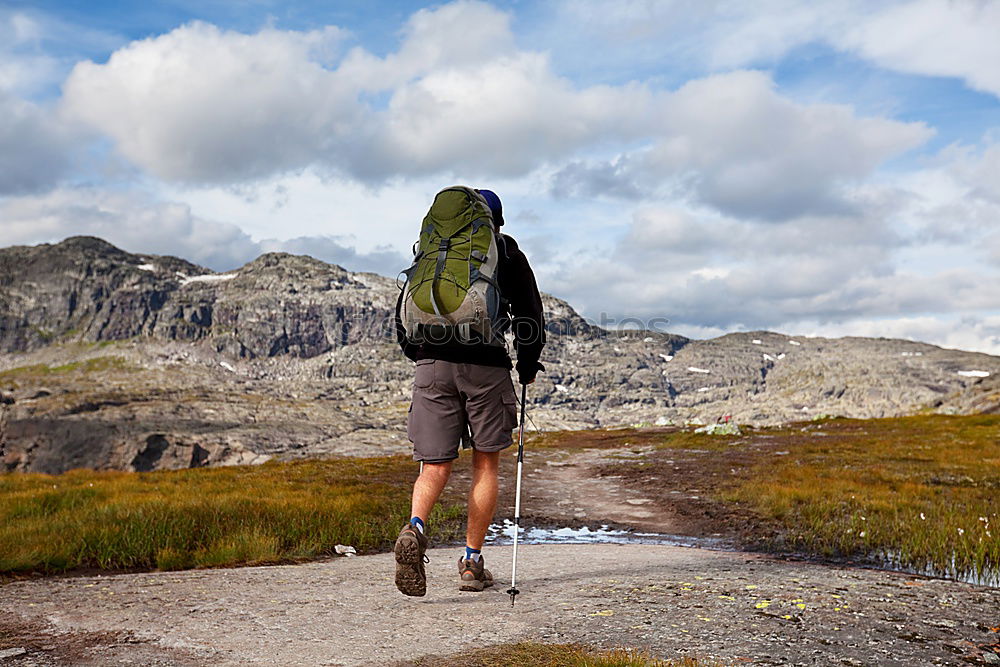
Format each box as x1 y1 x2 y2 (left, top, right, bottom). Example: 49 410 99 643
477 189 504 227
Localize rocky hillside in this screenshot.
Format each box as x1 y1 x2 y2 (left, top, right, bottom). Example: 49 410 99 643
1 237 998 474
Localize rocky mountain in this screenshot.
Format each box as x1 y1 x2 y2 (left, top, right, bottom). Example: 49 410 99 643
1 237 998 474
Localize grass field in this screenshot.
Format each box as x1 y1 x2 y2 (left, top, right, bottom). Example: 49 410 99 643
0 356 131 385
0 456 466 575
2 414 997 585
722 414 1000 584
557 414 999 584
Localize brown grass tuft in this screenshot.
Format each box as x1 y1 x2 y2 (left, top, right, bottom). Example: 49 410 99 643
0 456 466 575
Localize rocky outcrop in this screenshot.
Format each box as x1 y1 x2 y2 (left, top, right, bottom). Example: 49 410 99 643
0 237 396 358
1 237 999 474
0 237 207 351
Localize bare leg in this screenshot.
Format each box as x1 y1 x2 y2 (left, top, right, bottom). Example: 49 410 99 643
466 450 500 550
410 461 452 522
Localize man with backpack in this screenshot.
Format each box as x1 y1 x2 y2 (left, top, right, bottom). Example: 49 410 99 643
392 186 545 597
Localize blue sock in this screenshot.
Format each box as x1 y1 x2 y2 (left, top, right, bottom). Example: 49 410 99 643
465 546 481 562
410 516 425 533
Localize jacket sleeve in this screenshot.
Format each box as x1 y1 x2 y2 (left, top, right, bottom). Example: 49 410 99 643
395 289 418 362
500 235 546 371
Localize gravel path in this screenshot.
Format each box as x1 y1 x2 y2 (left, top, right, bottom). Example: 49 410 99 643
2 543 999 666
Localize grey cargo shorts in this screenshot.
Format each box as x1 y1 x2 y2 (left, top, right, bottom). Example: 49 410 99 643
407 359 518 462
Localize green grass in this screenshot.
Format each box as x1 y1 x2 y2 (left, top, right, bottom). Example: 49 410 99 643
0 356 130 384
724 414 1000 583
0 456 465 575
408 642 715 666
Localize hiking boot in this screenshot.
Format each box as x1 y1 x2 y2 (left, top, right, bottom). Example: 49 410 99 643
394 523 429 597
457 556 495 592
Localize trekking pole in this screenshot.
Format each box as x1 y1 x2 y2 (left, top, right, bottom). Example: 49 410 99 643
507 382 528 606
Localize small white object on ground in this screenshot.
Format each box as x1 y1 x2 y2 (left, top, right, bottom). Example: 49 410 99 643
659 353 673 362
697 387 711 392
334 545 357 557
219 361 236 373
555 384 569 393
687 366 711 374
136 263 156 272
694 423 741 435
789 340 801 346
752 339 762 345
763 353 777 362
957 370 990 378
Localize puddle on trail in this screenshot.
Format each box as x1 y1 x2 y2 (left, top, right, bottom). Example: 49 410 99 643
876 551 999 588
484 520 726 549
483 522 999 588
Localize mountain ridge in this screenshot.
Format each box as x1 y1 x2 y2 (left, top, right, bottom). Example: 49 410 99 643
1 236 998 473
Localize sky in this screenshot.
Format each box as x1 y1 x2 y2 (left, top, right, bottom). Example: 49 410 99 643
1 0 999 353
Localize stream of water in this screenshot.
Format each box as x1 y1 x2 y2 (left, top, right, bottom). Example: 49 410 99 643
484 520 999 588
484 519 728 549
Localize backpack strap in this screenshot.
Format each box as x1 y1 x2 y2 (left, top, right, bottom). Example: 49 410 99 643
469 267 499 291
430 238 450 316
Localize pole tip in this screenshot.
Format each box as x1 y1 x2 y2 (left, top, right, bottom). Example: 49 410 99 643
506 586 519 606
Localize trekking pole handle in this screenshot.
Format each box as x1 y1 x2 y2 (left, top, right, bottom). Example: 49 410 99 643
517 383 527 459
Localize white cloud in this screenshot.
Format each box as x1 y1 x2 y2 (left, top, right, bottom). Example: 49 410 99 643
335 0 516 91
552 71 932 220
546 195 1000 336
555 1 1000 101
893 140 1000 258
0 90 76 194
786 314 1000 356
839 0 1000 99
553 0 860 72
59 2 661 185
651 72 931 219
55 0 932 213
366 53 657 180
0 12 60 96
941 141 1000 206
61 21 357 183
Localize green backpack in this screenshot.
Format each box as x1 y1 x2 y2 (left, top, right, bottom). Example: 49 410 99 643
400 186 506 347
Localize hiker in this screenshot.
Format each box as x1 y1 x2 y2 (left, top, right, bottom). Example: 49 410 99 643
392 187 545 597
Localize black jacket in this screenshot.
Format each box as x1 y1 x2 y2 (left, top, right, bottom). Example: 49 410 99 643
395 234 545 374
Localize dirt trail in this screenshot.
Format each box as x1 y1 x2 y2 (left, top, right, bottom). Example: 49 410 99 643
518 445 683 534
2 543 999 666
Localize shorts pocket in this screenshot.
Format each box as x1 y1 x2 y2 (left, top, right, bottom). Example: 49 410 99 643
414 359 435 389
503 392 518 432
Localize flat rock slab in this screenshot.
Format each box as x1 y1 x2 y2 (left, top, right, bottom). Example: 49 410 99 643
2 544 998 665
